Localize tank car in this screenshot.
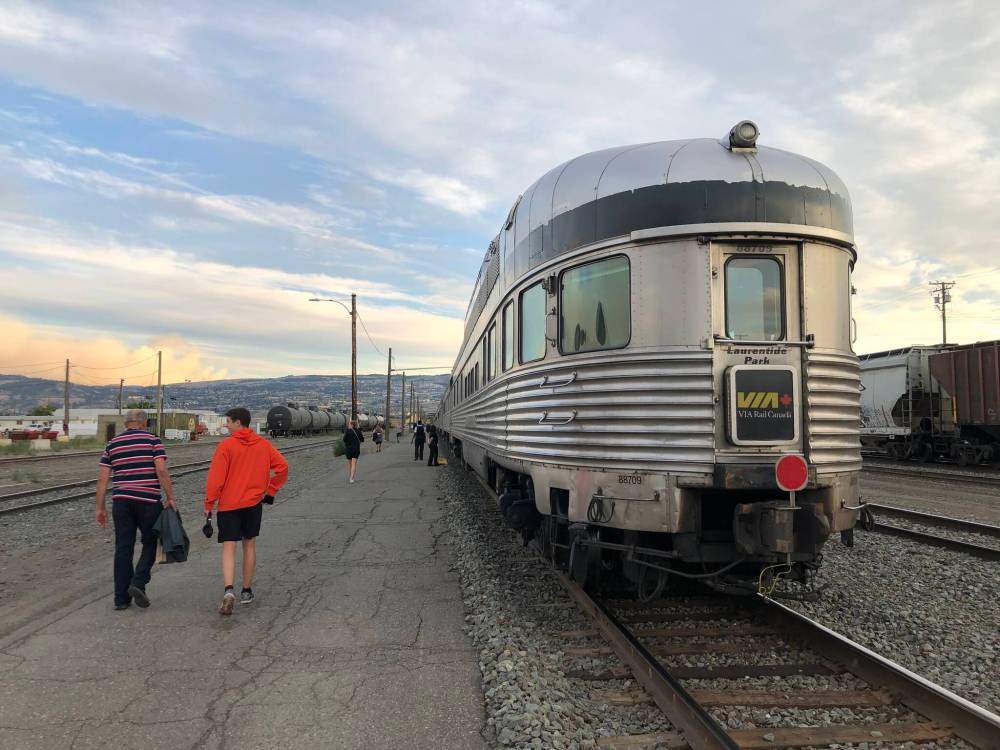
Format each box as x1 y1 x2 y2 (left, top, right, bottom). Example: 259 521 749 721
437 121 862 596
266 404 342 437
861 340 1000 465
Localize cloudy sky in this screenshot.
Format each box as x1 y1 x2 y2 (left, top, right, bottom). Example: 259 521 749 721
1 1 998 385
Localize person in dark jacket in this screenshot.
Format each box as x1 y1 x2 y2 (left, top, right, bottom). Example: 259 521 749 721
344 420 364 483
427 425 439 466
412 420 425 461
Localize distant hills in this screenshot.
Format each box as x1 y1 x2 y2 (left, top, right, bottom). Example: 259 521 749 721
0 373 450 417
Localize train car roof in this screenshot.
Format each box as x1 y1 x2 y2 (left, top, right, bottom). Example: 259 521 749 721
487 130 854 269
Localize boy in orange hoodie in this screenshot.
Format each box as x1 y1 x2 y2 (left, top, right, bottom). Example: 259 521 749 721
204 407 289 615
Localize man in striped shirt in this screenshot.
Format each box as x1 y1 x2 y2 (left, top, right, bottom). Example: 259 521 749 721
95 409 177 610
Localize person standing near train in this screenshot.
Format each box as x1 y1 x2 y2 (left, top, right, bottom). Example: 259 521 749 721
343 420 363 482
412 420 425 461
203 408 288 616
372 424 384 453
427 424 439 466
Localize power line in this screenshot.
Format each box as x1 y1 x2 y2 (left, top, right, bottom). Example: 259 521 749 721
73 353 158 370
0 360 64 369
354 308 385 357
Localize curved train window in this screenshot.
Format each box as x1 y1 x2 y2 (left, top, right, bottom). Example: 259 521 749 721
559 255 631 354
725 257 784 341
502 301 514 371
519 283 546 363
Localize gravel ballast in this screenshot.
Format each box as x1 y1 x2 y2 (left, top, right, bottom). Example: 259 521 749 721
440 466 681 749
783 531 1000 714
443 460 999 748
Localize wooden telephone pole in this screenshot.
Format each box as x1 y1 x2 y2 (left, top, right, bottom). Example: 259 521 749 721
155 350 163 438
63 359 70 436
384 348 392 429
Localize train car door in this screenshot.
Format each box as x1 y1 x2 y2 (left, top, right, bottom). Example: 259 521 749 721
710 241 804 456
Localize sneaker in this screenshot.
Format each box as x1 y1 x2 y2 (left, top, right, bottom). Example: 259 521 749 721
349 479 354 483
114 602 131 611
240 588 254 605
219 590 235 616
128 585 150 608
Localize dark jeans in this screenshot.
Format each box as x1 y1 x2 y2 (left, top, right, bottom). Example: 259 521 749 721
427 443 438 466
113 500 162 605
414 441 424 460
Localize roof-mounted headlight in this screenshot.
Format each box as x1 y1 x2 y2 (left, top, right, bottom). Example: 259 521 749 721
728 120 759 149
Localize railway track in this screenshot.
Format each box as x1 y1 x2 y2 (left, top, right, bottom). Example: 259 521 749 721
466 469 1000 748
862 458 1000 488
0 437 227 465
0 439 338 516
557 576 1000 749
859 503 1000 561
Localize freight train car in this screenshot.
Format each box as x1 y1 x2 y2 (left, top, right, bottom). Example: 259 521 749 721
437 121 861 596
266 404 346 437
861 340 1000 465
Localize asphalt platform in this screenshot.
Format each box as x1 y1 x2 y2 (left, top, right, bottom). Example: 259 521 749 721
0 439 485 749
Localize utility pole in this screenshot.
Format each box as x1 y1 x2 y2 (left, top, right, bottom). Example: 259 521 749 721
155 350 163 438
384 348 392 429
63 358 70 436
350 293 358 424
118 378 124 415
409 382 414 425
929 281 956 345
400 371 406 429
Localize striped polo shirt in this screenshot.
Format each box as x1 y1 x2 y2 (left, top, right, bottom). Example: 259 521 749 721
99 429 166 503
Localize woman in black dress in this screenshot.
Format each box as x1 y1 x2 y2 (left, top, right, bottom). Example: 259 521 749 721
344 420 364 483
427 425 439 467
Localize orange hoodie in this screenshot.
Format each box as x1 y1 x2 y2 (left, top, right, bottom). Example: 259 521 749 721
204 428 289 513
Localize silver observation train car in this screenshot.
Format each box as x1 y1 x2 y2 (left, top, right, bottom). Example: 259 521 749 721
438 122 861 595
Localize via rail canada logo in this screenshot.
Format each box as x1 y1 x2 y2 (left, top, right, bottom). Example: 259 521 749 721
737 391 793 412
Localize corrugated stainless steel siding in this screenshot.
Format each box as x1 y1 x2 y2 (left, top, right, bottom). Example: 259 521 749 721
805 350 862 470
450 351 715 472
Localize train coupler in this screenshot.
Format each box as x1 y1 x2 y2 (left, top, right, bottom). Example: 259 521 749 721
732 501 796 555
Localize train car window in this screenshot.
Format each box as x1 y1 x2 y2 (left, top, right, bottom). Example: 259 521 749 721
487 323 497 381
559 255 631 354
725 257 784 340
519 283 546 363
502 301 514 371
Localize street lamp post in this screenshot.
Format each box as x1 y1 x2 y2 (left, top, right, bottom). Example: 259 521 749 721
308 294 358 424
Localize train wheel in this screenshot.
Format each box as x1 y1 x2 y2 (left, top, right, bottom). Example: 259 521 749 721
956 449 969 467
919 442 934 463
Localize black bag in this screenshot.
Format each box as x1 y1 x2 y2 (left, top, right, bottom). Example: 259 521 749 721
153 507 190 564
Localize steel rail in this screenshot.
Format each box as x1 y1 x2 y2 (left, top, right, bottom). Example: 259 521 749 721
554 571 740 750
859 504 1000 561
865 522 1000 561
863 462 1000 487
753 596 1000 750
0 449 105 464
865 503 1000 538
0 439 338 502
0 441 338 517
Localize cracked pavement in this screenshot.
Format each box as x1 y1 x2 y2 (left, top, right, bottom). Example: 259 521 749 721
0 441 486 749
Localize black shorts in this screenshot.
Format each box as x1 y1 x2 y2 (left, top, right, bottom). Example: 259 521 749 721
217 502 263 543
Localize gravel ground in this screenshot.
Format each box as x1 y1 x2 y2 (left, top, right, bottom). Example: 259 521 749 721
861 473 1000 526
781 531 1000 714
440 465 680 749
0 440 339 556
